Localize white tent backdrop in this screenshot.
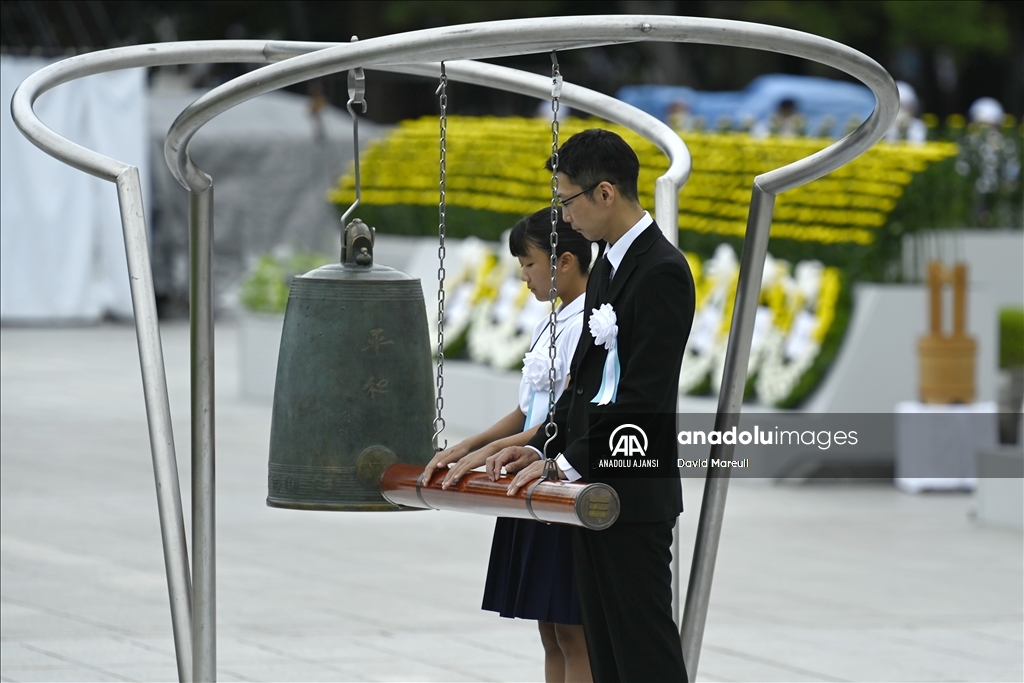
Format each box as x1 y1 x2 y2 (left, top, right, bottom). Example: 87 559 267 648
1 55 147 322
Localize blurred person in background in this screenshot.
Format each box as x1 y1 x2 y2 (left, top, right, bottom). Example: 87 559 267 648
752 98 805 138
885 81 928 144
667 100 695 132
957 97 1021 227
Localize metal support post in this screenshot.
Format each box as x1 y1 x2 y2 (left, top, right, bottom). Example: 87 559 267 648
680 185 776 679
654 174 681 247
189 186 216 681
116 167 194 681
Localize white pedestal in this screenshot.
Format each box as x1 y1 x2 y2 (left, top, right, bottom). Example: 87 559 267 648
894 401 997 493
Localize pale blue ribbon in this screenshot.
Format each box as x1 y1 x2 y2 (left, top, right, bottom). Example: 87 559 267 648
591 340 620 405
524 389 550 429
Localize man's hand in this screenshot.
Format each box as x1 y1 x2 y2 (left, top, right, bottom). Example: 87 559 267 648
485 446 540 481
505 458 565 496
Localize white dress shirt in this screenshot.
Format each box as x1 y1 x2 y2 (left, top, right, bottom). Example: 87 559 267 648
603 211 653 280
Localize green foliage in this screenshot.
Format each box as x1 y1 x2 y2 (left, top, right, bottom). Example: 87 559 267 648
1000 307 1024 369
881 0 1009 53
885 156 973 232
687 372 712 397
737 0 1010 55
443 327 470 361
240 252 333 314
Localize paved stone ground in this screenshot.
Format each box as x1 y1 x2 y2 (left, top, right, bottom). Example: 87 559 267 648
2 322 1021 682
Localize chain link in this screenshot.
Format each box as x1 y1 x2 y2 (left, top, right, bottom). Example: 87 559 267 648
542 52 562 469
433 63 448 452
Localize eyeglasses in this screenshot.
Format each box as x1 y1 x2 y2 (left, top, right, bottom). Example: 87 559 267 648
557 183 599 208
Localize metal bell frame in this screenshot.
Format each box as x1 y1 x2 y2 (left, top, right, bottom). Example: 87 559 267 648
11 16 899 683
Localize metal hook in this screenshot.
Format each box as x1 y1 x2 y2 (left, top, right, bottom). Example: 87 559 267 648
435 61 447 95
431 417 447 452
347 37 367 115
341 58 366 229
542 416 559 460
550 51 562 99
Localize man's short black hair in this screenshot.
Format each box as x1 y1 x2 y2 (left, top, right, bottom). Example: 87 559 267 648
545 129 640 203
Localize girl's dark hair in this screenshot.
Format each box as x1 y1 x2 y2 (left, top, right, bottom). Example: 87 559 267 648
508 208 592 274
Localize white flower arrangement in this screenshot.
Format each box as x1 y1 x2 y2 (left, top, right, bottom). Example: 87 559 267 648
709 305 775 393
708 253 787 393
467 250 549 369
678 244 841 407
431 237 842 408
756 333 820 406
679 244 737 395
428 237 498 356
755 262 836 406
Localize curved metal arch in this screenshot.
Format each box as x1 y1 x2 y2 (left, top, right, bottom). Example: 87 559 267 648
165 16 897 195
9 16 900 683
10 41 276 180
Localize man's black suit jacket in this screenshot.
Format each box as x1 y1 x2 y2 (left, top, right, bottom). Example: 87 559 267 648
528 222 695 523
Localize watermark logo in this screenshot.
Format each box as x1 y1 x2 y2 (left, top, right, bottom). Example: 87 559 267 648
590 415 678 477
608 423 648 458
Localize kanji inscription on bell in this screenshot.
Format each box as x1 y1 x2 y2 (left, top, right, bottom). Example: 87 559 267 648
362 328 394 355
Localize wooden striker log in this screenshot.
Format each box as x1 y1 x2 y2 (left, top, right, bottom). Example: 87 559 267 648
380 463 620 530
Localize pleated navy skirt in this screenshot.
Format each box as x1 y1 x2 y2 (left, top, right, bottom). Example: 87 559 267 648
481 517 582 625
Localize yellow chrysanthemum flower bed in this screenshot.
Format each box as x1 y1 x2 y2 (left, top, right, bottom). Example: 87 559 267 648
329 116 957 246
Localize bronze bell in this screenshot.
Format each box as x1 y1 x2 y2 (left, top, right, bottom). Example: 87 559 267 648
267 219 435 510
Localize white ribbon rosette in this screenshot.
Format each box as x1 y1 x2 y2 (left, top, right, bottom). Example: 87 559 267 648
522 345 564 428
589 303 620 405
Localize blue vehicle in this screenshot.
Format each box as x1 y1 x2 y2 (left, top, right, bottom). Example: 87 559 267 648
617 73 877 138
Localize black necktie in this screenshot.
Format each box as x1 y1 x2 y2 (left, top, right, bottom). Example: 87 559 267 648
595 256 611 303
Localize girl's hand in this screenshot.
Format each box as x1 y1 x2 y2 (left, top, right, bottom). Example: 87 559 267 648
421 442 470 486
440 447 493 489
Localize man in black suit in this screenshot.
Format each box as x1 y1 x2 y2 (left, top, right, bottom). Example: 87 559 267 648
490 129 695 682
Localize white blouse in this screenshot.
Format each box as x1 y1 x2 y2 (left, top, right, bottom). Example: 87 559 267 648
518 293 585 428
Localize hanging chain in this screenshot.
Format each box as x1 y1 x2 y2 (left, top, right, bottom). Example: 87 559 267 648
542 52 563 473
432 62 448 452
